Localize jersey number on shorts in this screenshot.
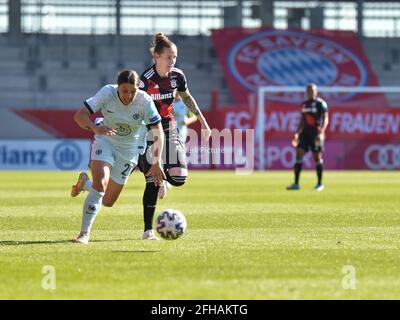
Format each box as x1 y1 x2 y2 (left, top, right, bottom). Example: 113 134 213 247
121 163 133 179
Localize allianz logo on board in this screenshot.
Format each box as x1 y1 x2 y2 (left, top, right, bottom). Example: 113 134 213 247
0 140 83 170
52 141 82 170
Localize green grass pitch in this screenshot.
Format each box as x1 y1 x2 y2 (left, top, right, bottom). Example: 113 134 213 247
0 170 399 299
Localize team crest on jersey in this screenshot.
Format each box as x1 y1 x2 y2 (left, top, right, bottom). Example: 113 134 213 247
228 30 368 104
170 79 177 88
115 123 131 136
132 113 140 120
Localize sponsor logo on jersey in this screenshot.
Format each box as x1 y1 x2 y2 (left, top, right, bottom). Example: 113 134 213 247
228 30 368 104
115 123 131 136
150 92 174 101
302 107 318 113
132 113 140 120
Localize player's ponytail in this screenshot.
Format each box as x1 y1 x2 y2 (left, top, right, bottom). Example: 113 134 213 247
150 32 176 56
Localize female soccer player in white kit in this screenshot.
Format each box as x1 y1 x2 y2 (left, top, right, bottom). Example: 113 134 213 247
71 70 165 244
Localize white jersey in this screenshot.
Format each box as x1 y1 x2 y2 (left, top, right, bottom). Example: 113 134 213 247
84 85 161 158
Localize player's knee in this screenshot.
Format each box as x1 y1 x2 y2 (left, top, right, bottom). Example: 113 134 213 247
294 159 303 168
314 155 323 164
92 181 107 193
91 185 105 194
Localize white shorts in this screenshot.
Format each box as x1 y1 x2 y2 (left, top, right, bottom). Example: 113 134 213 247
90 138 139 185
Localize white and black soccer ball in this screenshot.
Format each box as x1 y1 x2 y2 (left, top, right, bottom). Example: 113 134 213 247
156 209 187 240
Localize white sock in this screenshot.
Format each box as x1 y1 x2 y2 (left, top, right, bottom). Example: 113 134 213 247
80 188 104 233
84 179 93 191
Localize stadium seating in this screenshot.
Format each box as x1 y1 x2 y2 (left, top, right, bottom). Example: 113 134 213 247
0 34 233 111
0 34 399 110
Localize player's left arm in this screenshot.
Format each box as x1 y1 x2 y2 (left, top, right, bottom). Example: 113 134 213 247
321 112 329 134
320 100 329 135
178 89 211 140
184 111 198 127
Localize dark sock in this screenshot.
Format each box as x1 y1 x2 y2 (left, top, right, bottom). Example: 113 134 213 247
143 182 159 232
316 163 323 185
294 161 302 184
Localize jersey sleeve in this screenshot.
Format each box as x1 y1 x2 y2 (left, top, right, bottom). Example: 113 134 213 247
84 85 110 114
178 71 188 92
319 99 328 112
143 94 161 126
139 74 149 92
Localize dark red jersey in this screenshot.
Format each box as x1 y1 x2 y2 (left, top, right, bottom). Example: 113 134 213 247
139 65 187 130
300 97 328 135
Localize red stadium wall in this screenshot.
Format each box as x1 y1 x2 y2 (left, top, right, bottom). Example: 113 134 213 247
11 28 400 170
13 106 400 170
14 109 101 139
209 105 400 170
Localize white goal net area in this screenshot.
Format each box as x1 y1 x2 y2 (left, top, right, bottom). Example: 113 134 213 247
256 86 400 170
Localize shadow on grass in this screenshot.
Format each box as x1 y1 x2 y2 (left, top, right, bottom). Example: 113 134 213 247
112 250 161 253
0 238 138 246
0 240 73 246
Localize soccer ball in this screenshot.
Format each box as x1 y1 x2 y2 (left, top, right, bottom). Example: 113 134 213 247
156 209 187 240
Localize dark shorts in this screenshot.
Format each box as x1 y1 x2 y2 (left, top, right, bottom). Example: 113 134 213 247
298 133 324 153
137 127 187 175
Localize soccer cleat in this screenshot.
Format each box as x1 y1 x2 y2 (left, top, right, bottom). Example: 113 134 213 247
74 231 90 244
71 172 89 197
315 184 325 192
158 180 168 199
286 183 300 190
142 229 160 241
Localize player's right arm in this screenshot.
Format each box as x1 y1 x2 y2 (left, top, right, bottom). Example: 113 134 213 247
292 114 305 145
73 106 116 136
145 122 166 186
74 85 117 136
142 92 165 186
